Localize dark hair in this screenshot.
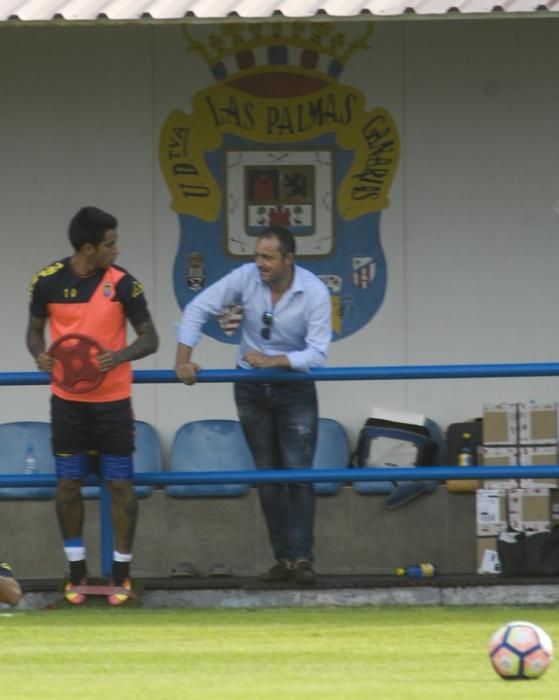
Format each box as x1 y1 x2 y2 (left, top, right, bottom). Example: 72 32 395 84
68 206 118 251
259 226 296 256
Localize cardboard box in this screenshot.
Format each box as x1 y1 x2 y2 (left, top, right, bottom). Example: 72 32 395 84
518 445 559 489
480 446 519 489
507 487 551 533
477 536 501 574
518 402 558 445
476 488 507 536
551 490 559 525
482 403 518 446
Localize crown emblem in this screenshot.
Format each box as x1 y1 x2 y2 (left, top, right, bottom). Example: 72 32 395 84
182 22 373 83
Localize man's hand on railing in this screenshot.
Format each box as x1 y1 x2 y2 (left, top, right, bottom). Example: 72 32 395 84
175 361 201 386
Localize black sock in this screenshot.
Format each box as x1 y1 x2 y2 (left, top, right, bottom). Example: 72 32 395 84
112 561 129 586
70 559 87 585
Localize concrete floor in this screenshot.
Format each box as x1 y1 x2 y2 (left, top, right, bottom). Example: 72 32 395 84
13 573 559 610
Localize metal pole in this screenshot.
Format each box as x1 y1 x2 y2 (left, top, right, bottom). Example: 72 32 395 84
100 483 113 578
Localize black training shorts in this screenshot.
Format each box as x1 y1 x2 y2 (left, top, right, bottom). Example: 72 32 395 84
51 395 134 456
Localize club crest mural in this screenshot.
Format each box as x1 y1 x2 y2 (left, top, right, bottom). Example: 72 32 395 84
159 22 400 342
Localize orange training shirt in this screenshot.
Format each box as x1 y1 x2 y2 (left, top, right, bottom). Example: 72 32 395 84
29 258 151 403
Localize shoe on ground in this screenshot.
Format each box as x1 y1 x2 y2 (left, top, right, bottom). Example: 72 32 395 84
107 578 133 606
209 563 233 577
170 561 198 578
259 559 293 582
293 560 316 585
64 578 88 606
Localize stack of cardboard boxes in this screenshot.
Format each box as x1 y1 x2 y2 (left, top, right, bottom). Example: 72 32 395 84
476 402 559 574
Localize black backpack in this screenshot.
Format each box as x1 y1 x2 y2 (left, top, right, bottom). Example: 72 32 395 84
351 416 440 495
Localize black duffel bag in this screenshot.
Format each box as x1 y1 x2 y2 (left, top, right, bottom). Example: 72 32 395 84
497 529 559 576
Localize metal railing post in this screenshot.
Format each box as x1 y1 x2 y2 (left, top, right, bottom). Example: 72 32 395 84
100 482 113 578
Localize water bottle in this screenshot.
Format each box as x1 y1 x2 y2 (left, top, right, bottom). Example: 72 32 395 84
396 562 438 578
457 432 474 467
24 442 37 475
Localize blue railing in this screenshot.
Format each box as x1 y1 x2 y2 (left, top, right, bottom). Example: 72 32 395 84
2 361 559 575
4 360 559 386
5 464 559 489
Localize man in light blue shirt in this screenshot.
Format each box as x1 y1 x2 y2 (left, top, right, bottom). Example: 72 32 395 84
175 226 332 584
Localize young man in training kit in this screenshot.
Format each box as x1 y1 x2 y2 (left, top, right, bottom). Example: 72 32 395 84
26 206 158 605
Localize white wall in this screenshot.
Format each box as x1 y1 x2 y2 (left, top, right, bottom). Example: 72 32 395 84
1 17 558 454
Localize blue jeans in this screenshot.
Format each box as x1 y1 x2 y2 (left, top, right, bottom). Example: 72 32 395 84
234 380 318 562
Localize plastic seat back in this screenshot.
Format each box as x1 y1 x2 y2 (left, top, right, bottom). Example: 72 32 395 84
81 420 162 499
313 418 350 495
165 419 255 497
0 421 56 500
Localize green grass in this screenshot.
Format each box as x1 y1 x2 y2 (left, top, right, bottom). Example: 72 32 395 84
0 606 557 699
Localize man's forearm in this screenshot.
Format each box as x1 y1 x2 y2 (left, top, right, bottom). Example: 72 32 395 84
243 350 291 369
268 354 291 369
175 343 193 367
26 328 46 361
115 319 159 364
175 343 200 384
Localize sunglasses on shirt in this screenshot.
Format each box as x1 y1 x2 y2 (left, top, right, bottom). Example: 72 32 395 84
260 311 273 340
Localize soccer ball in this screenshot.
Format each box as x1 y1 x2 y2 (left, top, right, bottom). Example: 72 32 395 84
488 621 553 680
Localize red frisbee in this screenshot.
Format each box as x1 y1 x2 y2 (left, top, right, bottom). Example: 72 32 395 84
48 333 105 394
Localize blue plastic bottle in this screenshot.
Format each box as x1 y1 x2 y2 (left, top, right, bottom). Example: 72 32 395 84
396 563 438 578
24 442 37 475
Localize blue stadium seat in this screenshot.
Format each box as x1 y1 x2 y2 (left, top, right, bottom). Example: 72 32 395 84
313 418 350 495
81 420 162 499
165 419 255 497
0 421 56 499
